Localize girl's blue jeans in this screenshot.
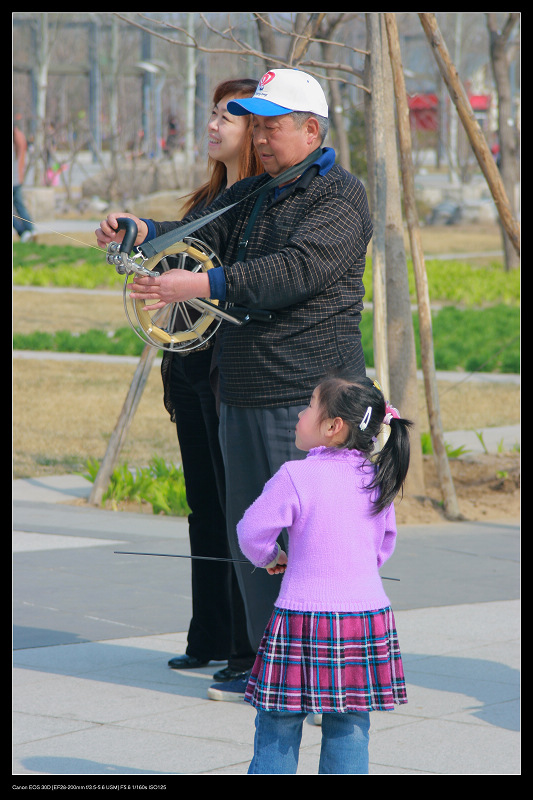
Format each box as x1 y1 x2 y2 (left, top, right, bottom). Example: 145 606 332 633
248 709 370 774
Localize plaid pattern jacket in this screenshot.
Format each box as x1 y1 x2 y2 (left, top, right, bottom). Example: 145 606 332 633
152 160 373 408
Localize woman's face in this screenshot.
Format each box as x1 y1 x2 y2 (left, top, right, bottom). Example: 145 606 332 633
207 93 249 166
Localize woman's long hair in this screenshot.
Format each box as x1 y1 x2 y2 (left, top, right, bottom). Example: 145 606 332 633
317 375 413 515
181 78 264 215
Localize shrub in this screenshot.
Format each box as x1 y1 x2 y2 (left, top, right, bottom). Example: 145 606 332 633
84 457 191 516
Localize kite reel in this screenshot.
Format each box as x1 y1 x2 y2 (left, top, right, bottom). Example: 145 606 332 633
107 217 244 353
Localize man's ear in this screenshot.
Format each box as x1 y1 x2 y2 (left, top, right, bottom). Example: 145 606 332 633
305 116 320 145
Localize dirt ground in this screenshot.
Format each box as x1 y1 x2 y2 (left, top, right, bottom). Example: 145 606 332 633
12 356 520 526
394 450 520 525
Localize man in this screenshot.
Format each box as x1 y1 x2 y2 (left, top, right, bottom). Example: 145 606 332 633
96 68 373 701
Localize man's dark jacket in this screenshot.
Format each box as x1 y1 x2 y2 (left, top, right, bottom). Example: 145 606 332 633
150 158 373 408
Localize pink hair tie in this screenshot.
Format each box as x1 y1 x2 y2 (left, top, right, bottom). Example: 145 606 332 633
383 403 400 425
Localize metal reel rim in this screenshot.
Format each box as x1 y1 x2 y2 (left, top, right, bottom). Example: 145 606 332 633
123 238 224 353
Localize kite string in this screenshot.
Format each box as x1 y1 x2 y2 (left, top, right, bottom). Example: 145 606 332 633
13 215 103 251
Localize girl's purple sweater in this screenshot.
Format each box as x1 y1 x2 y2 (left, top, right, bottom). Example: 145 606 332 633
237 446 397 613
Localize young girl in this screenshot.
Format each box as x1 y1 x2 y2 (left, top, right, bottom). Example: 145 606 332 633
236 375 412 774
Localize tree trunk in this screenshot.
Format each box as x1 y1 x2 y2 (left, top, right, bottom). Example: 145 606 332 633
289 13 325 65
89 344 159 506
385 12 461 520
255 13 280 70
184 13 196 176
487 12 520 271
381 15 425 497
33 13 49 188
418 12 520 258
367 14 390 404
108 16 120 201
319 15 352 172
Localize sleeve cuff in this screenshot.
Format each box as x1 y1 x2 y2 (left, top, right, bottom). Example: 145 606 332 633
207 266 227 301
264 543 281 570
139 218 157 243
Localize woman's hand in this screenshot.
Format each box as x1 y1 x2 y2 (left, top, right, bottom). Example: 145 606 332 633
267 549 288 575
95 212 148 250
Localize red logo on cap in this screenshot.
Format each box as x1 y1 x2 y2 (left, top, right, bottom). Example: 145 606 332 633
259 71 275 89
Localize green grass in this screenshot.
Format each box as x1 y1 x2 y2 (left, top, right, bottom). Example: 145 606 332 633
13 243 520 373
14 243 521 306
360 305 519 374
13 242 119 289
363 257 520 307
13 307 520 373
13 327 146 357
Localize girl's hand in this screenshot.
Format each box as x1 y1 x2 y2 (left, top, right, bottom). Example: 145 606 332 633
267 549 288 575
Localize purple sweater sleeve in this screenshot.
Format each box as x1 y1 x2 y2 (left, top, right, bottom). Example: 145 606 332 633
376 504 397 567
237 466 299 568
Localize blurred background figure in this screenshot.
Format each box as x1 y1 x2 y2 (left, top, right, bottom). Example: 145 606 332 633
13 121 34 242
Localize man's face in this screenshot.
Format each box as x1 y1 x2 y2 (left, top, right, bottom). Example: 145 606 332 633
252 114 314 178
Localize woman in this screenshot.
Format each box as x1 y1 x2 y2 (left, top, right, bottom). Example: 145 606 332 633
161 79 263 680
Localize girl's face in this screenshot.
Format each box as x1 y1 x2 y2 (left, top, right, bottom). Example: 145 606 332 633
207 94 249 166
295 388 330 451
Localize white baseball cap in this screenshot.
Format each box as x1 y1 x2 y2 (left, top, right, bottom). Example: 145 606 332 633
227 69 328 118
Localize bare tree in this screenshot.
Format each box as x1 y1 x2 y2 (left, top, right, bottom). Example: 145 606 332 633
487 12 520 271
33 13 50 187
419 12 520 259
385 12 461 519
366 13 390 406
316 14 356 171
287 12 326 64
254 13 279 69
380 16 425 497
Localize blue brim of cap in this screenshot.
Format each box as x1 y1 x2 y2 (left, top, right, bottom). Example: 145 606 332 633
227 97 292 117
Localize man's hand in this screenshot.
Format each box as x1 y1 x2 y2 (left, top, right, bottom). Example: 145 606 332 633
95 212 148 250
130 269 211 310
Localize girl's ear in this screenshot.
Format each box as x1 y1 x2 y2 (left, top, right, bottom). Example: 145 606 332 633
324 416 346 444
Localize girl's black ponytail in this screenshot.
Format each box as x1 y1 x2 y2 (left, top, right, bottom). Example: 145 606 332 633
368 415 413 515
316 374 413 515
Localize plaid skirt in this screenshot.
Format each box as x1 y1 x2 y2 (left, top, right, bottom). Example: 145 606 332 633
244 606 407 713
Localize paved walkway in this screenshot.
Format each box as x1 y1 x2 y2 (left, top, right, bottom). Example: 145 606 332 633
13 467 520 779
